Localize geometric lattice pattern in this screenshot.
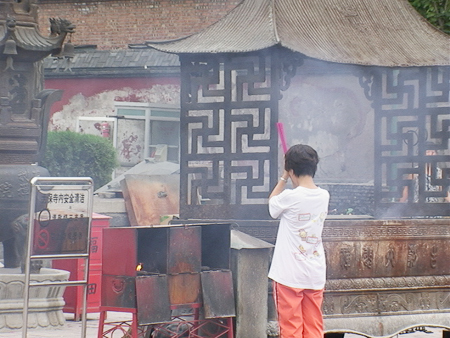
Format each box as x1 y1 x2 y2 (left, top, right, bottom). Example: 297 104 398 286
179 51 280 219
369 67 450 217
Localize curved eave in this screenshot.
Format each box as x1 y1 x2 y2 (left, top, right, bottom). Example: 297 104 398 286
0 25 63 53
145 0 279 54
144 0 450 67
14 26 63 51
145 38 277 55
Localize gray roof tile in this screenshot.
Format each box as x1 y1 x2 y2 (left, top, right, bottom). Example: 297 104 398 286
44 49 180 77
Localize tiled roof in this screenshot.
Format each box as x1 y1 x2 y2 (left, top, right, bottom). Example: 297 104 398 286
44 49 180 78
143 0 450 67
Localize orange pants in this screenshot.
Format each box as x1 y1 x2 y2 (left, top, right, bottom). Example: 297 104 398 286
273 282 324 338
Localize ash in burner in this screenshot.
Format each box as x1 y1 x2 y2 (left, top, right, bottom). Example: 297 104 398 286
137 270 161 276
136 262 161 276
202 266 231 273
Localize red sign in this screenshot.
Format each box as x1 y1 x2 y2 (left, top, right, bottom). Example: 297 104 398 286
32 217 90 255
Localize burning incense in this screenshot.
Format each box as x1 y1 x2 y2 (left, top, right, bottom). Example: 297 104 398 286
276 122 289 154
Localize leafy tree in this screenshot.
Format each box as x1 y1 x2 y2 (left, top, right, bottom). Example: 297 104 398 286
41 131 118 190
409 0 450 34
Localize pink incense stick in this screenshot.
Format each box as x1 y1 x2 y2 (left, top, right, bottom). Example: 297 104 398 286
276 122 288 154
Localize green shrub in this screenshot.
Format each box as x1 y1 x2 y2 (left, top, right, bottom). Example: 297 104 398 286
41 131 118 190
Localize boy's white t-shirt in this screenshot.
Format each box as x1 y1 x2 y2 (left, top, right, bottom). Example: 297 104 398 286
268 186 330 290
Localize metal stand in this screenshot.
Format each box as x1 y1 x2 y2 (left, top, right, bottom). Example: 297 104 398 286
98 303 234 338
22 177 94 338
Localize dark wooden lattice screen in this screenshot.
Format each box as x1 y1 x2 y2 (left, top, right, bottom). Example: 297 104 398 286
178 50 281 220
364 67 450 217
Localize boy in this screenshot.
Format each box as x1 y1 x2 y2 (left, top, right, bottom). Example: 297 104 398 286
268 144 330 338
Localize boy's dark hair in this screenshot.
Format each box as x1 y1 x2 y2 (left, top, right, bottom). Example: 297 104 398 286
284 144 319 177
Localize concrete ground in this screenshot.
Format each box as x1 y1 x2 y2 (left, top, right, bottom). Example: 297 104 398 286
0 312 447 338
0 312 133 338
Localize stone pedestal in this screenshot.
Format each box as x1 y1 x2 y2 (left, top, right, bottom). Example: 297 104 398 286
0 268 69 330
230 230 274 338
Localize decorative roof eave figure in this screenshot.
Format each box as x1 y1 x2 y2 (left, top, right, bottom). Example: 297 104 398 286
142 0 450 67
0 0 75 63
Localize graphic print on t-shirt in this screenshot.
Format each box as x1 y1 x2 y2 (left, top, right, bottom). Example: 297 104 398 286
298 213 311 221
293 211 327 261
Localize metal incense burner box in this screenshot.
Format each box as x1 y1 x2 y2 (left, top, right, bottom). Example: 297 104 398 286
101 223 235 325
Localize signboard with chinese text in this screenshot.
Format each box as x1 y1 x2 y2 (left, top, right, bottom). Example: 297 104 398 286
30 178 94 256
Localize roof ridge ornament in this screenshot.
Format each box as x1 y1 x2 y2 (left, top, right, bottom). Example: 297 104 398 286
279 49 303 92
